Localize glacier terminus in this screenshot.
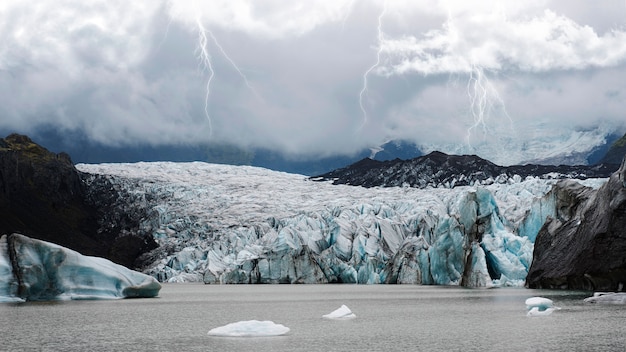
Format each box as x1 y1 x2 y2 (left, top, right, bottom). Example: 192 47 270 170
77 161 606 287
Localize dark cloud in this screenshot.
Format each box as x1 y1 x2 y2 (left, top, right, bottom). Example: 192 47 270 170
1 0 625 165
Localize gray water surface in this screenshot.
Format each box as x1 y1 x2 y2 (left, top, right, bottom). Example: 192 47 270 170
1 285 623 351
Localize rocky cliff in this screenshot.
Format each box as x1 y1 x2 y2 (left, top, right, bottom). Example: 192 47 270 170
526 155 626 290
0 134 156 268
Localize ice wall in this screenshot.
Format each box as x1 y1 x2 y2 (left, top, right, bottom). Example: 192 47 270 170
0 234 161 302
77 162 601 287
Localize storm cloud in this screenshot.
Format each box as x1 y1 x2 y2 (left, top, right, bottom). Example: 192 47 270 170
1 0 625 164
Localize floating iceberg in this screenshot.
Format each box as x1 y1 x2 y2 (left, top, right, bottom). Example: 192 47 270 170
322 305 356 320
583 292 626 304
0 234 161 302
525 297 555 310
527 307 557 317
525 296 559 316
207 320 290 337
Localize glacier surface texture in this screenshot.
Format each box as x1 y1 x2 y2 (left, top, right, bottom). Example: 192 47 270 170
0 234 161 302
77 162 606 287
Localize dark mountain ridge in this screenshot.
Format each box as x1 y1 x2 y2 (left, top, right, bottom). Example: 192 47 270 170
312 151 620 188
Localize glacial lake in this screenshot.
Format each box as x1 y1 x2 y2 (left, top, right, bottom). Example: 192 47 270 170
1 284 624 351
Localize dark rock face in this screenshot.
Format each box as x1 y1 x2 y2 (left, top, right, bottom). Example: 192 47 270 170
526 156 626 290
81 174 160 268
0 134 156 269
312 151 618 188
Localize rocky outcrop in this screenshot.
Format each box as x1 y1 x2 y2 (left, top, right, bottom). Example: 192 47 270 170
0 134 156 269
526 156 626 290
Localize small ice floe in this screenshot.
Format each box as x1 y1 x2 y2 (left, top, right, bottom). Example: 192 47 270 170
322 305 356 320
207 320 290 337
525 297 560 317
526 307 558 317
583 292 626 304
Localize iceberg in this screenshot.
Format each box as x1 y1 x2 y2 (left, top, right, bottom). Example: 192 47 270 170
583 292 626 304
207 320 290 337
526 307 557 317
525 296 559 316
322 305 356 320
0 234 161 302
525 296 555 310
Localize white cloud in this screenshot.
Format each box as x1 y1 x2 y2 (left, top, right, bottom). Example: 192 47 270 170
166 0 356 39
378 8 626 75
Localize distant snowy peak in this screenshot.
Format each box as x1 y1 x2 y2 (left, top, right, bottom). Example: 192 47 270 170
313 151 617 188
418 123 618 167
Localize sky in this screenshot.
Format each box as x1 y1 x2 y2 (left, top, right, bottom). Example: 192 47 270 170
1 0 626 165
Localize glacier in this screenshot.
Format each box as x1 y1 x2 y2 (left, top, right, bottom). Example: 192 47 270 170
77 162 606 287
0 234 161 302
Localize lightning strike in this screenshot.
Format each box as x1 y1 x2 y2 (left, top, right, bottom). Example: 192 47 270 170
204 29 264 102
465 64 512 147
194 15 263 138
357 1 387 131
195 17 215 137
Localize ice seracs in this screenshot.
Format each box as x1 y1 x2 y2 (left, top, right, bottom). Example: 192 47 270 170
0 234 161 302
207 320 290 337
322 305 356 320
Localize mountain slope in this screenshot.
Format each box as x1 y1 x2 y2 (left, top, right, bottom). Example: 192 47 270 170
313 151 618 188
599 132 626 164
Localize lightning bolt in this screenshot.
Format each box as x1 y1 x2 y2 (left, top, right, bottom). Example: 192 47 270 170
440 4 513 148
465 64 512 147
357 1 387 131
194 15 263 138
204 29 264 102
195 17 215 137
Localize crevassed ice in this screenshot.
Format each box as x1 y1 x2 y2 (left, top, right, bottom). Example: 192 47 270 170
77 162 606 287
